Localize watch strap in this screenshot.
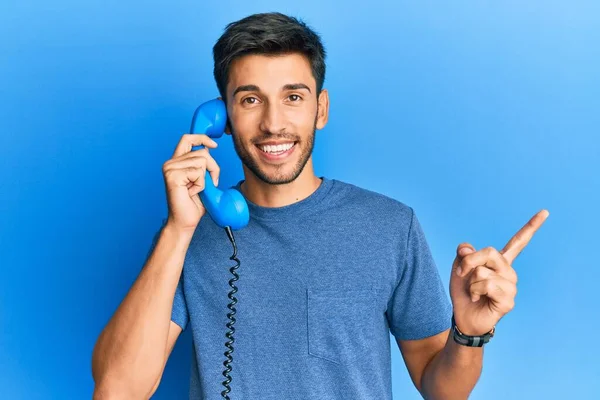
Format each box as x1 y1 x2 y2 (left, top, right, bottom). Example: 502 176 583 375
451 315 495 347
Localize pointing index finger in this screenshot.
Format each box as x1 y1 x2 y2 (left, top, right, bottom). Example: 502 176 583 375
501 209 549 264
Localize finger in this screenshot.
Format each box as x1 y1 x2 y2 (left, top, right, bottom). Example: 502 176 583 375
163 161 205 190
468 263 518 284
469 276 516 312
165 156 220 187
501 209 550 264
177 146 215 159
457 243 476 258
457 246 512 280
172 134 218 158
452 243 476 275
163 164 207 194
468 266 494 286
168 149 221 186
184 166 207 196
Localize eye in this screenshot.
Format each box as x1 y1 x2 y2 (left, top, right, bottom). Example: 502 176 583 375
242 96 259 105
288 94 302 102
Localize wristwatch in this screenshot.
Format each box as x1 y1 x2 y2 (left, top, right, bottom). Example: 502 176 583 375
451 315 495 347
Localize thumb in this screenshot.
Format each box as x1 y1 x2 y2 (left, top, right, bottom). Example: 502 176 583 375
457 244 476 257
453 243 476 277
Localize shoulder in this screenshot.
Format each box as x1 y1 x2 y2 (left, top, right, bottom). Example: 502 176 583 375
329 178 415 227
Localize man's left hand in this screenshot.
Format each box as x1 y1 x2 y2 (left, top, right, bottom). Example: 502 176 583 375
449 209 550 336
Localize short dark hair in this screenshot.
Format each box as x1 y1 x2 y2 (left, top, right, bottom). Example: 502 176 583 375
213 12 327 102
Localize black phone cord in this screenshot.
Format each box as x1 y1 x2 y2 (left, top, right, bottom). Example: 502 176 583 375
221 226 240 399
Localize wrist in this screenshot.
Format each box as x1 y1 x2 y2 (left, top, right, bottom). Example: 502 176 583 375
164 218 197 237
163 220 196 245
452 315 491 336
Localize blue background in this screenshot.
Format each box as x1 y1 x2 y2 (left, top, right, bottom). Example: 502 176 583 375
1 1 598 398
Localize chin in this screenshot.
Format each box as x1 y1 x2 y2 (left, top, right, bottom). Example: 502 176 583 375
252 166 304 185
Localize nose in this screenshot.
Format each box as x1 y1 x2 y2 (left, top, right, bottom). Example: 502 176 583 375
259 102 286 134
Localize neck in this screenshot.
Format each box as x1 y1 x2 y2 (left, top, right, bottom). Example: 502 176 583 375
240 160 322 208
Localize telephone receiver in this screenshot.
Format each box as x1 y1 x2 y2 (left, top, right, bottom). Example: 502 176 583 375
189 98 249 231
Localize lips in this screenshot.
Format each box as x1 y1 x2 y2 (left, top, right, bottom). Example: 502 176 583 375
256 142 297 162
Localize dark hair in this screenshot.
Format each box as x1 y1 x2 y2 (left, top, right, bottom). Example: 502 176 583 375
213 12 326 102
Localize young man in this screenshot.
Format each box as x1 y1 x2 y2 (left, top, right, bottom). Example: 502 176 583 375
92 12 547 400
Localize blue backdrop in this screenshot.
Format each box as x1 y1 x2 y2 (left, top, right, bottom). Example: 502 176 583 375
1 1 598 399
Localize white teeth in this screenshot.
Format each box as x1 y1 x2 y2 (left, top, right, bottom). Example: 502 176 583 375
260 142 294 154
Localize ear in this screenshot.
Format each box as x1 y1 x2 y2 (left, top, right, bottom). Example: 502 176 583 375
217 96 232 135
315 89 329 130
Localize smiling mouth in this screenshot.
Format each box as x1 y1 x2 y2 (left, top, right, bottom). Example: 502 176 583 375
255 141 297 160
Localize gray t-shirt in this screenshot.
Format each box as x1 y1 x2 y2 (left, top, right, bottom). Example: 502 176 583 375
153 176 452 399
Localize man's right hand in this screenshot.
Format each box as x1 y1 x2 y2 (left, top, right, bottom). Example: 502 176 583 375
162 133 221 233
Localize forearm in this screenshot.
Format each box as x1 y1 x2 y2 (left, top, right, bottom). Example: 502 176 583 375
92 223 193 397
420 333 483 400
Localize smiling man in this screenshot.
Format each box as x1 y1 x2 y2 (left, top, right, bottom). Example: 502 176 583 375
225 52 326 203
91 12 548 400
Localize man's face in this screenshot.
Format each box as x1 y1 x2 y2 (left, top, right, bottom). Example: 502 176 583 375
225 52 328 185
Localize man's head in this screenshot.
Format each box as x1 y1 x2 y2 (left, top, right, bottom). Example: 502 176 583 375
212 12 329 185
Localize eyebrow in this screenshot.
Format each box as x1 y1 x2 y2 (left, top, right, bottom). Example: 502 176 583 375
232 83 312 97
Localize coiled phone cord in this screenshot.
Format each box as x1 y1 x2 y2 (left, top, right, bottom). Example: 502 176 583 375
221 226 240 399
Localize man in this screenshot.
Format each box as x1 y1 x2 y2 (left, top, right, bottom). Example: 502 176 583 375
91 12 548 400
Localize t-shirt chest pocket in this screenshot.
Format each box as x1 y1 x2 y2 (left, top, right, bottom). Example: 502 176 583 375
306 288 386 365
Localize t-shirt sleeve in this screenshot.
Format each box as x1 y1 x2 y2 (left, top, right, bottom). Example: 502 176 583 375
171 275 189 331
145 218 190 332
386 208 453 340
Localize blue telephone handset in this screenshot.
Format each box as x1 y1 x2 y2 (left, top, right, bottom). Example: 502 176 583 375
189 99 249 231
